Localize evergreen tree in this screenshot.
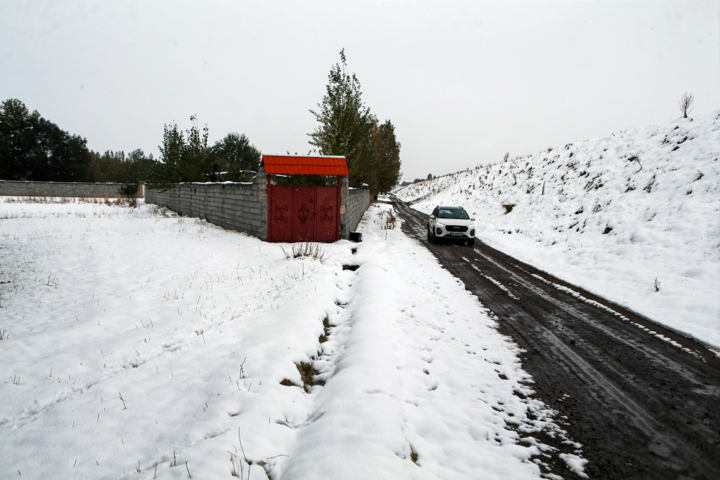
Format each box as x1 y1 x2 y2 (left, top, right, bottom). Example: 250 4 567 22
213 133 261 182
308 50 377 186
372 120 402 194
0 98 92 181
308 51 402 195
150 116 216 191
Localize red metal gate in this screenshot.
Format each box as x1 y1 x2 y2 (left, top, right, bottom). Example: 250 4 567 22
314 186 339 242
267 184 340 243
269 186 293 242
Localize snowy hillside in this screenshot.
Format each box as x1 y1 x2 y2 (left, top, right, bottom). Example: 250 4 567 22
397 111 720 349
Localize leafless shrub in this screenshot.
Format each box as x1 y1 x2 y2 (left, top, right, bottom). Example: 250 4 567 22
654 278 661 292
281 243 327 263
627 155 642 173
679 92 694 118
383 209 397 229
0 328 7 340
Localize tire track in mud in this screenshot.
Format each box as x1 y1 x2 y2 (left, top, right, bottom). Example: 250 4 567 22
391 197 720 480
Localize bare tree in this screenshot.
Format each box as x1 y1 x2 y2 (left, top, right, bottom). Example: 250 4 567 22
679 92 694 118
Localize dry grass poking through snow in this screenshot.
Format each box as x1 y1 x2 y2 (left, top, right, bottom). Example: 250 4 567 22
281 242 328 263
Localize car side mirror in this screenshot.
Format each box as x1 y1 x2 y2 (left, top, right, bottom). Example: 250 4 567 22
430 215 435 219
471 218 475 221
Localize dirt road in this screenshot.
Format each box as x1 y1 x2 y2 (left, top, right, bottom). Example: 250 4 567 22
391 197 720 480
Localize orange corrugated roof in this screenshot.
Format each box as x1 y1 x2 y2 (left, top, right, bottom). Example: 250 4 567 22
262 155 348 176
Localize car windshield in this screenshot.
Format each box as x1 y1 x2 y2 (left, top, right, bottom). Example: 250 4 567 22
437 208 469 219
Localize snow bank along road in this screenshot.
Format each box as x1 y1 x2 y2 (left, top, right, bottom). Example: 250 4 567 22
392 197 720 480
2 200 590 479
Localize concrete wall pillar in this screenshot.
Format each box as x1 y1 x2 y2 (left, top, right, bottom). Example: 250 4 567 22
339 176 350 239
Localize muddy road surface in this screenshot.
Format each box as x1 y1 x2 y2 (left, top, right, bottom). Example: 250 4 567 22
391 197 720 480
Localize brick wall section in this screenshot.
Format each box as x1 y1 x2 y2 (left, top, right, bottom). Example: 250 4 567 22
145 171 268 240
344 188 371 234
0 180 138 198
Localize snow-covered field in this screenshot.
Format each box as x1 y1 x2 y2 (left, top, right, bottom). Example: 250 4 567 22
1 200 582 479
396 111 720 350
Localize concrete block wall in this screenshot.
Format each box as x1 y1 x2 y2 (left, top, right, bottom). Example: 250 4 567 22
145 172 268 240
146 170 370 243
0 180 138 198
345 188 371 233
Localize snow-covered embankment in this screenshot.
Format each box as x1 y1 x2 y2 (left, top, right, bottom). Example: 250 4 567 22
397 111 720 349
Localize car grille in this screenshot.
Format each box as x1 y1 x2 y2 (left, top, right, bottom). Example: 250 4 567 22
445 225 468 232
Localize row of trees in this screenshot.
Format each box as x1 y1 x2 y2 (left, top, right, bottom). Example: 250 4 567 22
2 52 402 195
0 98 93 182
0 98 160 184
88 149 156 184
0 98 261 187
150 118 261 191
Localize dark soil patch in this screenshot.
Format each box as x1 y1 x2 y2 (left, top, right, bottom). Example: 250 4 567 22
319 317 331 343
296 361 322 392
410 445 419 464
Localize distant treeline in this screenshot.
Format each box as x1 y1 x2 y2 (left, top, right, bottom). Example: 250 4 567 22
2 67 402 196
0 98 261 187
399 174 434 187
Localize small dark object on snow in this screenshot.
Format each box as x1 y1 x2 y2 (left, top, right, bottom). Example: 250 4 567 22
349 232 362 242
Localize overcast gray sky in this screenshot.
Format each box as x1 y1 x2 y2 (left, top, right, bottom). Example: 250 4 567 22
2 0 718 180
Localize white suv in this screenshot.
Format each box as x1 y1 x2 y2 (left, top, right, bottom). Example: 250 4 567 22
427 206 476 246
